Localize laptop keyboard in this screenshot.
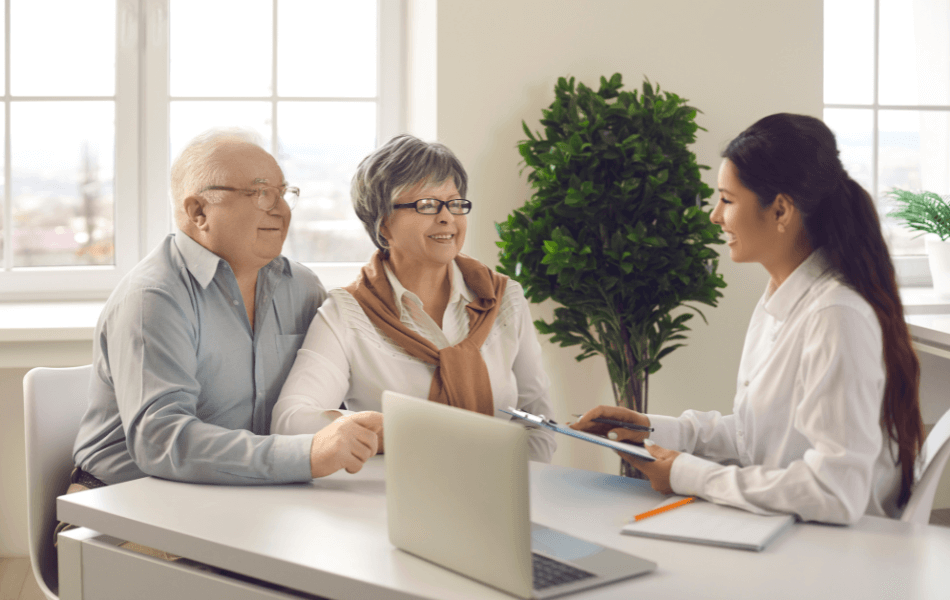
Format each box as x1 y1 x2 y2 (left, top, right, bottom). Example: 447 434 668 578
531 552 596 590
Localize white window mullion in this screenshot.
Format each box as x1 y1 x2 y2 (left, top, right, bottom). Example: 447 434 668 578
872 0 879 205
115 0 141 274
3 0 11 272
377 0 405 143
143 0 170 253
271 0 279 159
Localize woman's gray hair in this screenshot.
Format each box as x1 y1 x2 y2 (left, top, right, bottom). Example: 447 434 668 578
169 128 268 228
351 134 468 253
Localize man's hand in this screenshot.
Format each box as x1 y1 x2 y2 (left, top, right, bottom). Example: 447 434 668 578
569 405 652 444
622 441 679 495
309 411 384 478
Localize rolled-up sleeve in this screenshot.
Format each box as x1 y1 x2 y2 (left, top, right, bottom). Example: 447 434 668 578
111 287 313 484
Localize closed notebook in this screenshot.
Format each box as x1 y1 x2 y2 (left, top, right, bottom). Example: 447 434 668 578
621 495 794 552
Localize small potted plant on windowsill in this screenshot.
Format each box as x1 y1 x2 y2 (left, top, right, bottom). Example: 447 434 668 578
888 189 950 297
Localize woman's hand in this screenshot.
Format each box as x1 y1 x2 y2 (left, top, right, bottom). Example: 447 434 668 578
569 405 652 444
623 441 680 495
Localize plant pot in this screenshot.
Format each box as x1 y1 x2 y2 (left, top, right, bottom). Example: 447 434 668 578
926 237 950 298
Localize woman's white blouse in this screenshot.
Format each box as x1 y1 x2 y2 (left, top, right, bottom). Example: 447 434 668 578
649 250 902 524
272 262 556 462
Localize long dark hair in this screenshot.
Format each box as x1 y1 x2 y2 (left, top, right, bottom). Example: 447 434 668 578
723 113 923 508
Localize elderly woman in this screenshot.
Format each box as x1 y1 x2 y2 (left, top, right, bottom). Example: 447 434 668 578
272 134 556 462
571 114 924 525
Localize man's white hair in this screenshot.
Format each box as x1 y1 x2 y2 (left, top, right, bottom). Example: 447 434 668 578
169 128 268 228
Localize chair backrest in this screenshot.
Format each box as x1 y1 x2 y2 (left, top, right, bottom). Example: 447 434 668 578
24 365 93 600
901 408 950 524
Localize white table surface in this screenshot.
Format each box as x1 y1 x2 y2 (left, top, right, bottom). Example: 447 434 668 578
57 458 950 600
908 313 950 349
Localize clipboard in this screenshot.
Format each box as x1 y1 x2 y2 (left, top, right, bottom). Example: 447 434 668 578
499 407 656 462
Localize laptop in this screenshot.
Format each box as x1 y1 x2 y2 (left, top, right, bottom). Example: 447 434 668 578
383 391 656 599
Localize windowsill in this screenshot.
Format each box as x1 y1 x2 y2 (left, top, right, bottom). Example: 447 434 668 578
0 286 947 361
0 301 102 368
0 301 103 343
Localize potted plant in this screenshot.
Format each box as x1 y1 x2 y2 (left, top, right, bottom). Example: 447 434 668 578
496 74 725 475
888 189 950 297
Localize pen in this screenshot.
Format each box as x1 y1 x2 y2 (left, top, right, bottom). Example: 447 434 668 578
571 415 654 432
632 497 694 522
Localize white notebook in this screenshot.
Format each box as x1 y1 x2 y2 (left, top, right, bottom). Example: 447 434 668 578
621 495 795 552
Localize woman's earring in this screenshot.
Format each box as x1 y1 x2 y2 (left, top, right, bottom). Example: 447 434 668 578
778 224 786 234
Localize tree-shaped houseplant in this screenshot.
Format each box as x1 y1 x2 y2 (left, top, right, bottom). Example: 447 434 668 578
497 74 725 465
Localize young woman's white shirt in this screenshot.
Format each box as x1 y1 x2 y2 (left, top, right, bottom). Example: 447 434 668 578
272 262 556 462
649 250 901 524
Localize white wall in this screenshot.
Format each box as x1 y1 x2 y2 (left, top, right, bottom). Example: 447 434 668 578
433 0 819 472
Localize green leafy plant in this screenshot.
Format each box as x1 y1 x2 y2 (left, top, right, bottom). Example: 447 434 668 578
888 189 950 241
496 73 726 427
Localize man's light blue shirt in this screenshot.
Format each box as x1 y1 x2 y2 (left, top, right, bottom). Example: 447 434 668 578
74 231 325 485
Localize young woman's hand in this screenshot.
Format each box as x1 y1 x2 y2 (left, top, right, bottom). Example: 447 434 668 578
622 441 680 495
569 405 652 444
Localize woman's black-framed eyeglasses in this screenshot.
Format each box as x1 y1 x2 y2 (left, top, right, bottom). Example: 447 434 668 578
393 198 472 215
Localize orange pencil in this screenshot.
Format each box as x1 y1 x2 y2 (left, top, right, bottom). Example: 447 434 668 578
633 497 695 522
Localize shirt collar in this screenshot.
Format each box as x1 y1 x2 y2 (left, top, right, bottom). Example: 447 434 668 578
449 261 474 305
173 229 292 289
382 260 473 319
763 248 833 321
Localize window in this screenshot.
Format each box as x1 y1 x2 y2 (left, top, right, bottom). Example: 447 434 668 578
824 0 950 285
0 0 404 300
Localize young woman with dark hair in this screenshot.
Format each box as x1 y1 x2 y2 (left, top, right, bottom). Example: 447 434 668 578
572 113 924 524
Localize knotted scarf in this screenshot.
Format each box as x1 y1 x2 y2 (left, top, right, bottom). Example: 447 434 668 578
344 251 508 415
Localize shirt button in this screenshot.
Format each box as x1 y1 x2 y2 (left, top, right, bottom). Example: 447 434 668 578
744 380 750 387
233 300 239 306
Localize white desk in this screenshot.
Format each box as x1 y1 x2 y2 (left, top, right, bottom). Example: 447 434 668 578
58 458 950 600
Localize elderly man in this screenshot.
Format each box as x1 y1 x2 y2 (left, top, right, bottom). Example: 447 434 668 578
69 130 382 493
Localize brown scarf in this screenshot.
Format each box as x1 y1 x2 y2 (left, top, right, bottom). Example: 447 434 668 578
345 251 508 415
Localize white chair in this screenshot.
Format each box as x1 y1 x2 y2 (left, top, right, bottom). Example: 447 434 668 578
24 365 93 600
901 408 950 525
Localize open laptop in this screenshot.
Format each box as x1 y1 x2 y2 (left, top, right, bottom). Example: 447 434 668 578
383 391 656 599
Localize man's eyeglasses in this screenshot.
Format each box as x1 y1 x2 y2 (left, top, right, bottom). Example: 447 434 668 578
199 185 300 211
393 198 472 215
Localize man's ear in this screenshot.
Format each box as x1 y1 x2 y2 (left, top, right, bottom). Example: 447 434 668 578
183 195 209 230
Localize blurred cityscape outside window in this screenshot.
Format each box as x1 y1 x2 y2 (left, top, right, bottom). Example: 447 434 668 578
2 2 117 269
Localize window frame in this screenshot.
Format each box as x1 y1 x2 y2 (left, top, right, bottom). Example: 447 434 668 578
0 0 405 300
824 0 949 287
